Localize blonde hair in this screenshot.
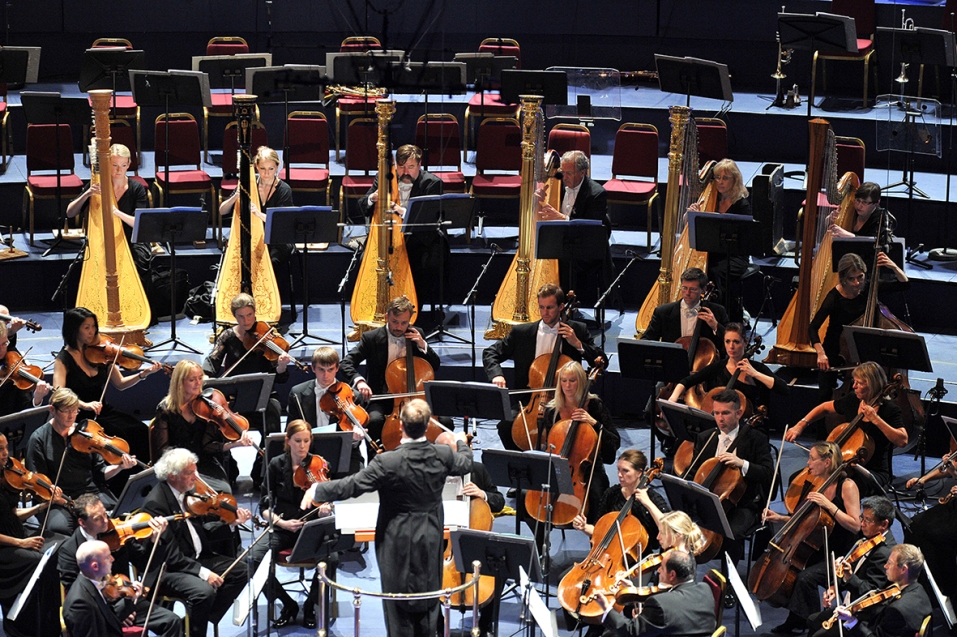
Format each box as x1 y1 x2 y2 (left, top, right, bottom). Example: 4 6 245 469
714 158 748 201
164 360 204 415
811 441 844 477
110 144 131 160
548 361 595 417
254 146 281 169
659 510 705 554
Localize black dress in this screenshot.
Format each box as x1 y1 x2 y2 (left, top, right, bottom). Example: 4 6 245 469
677 357 789 411
151 400 231 490
833 392 901 488
596 485 671 552
78 179 151 275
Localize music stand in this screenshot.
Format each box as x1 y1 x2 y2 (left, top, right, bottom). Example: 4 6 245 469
451 528 542 637
132 207 206 352
405 194 476 344
688 211 763 317
654 54 733 108
264 431 353 478
777 12 857 116
830 236 905 272
111 467 159 516
660 473 734 538
265 206 340 347
204 372 275 414
423 380 511 425
656 399 716 446
78 48 145 121
536 219 607 323
290 515 355 562
20 91 91 256
499 69 568 105
0 46 30 176
842 325 933 372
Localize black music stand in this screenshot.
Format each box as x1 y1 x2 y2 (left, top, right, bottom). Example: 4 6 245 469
20 91 91 256
423 380 510 430
265 206 340 347
0 48 29 173
660 473 735 539
688 211 763 319
843 325 933 372
536 219 608 324
1 405 48 452
111 467 159 516
133 207 206 352
451 528 542 637
655 54 734 108
656 399 716 446
452 54 517 148
265 431 352 477
405 194 476 344
499 69 568 105
831 236 905 273
195 54 271 162
778 12 857 116
78 48 145 120
876 27 956 97
204 372 275 414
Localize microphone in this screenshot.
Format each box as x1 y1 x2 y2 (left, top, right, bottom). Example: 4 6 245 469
625 249 638 257
929 377 948 400
490 243 503 253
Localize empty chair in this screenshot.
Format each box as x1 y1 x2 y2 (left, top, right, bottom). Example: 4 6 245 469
811 0 877 108
603 123 660 246
22 123 85 245
469 117 522 202
87 38 141 163
280 111 331 204
415 113 465 193
338 118 378 224
478 37 521 68
206 36 249 56
152 113 216 210
695 117 728 168
334 36 384 161
202 37 254 163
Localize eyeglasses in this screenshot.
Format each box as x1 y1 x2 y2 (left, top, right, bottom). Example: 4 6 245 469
860 514 879 524
56 407 80 415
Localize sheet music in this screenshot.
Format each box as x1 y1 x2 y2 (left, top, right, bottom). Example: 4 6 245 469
520 565 558 637
726 552 762 630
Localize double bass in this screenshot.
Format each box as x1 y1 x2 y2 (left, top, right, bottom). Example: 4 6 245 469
75 89 151 344
349 99 418 340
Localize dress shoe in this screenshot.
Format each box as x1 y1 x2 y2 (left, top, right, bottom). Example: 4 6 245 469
273 601 299 628
302 604 317 629
770 613 806 634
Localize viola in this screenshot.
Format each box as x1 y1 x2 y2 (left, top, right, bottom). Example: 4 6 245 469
102 574 149 602
511 292 578 450
84 334 173 374
820 584 902 630
380 331 446 450
190 388 264 458
242 321 309 372
1 457 70 504
293 453 330 491
835 534 886 579
70 420 148 468
185 478 242 525
0 351 46 392
98 512 185 552
0 312 42 333
319 382 382 453
613 584 669 606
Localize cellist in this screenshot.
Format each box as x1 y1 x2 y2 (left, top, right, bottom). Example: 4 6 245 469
640 267 729 351
762 441 862 635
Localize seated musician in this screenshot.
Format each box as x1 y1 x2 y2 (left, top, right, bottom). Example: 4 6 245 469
685 388 773 561
26 388 137 535
641 267 729 352
571 449 666 548
287 346 366 474
655 511 706 556
62 540 142 637
483 283 606 452
142 448 251 637
153 359 256 493
54 307 159 465
807 253 908 399
668 322 789 410
0 322 50 413
905 454 957 603
593 548 716 637
0 432 63 637
762 441 862 634
57 494 182 637
786 362 907 491
827 182 891 240
0 304 27 351
822 544 930 637
339 295 441 445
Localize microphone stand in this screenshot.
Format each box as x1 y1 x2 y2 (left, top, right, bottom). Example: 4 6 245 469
337 240 364 358
51 235 88 310
594 249 641 350
461 243 502 378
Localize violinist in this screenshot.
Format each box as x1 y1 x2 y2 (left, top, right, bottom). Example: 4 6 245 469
571 449 665 548
339 295 440 445
905 454 957 603
57 494 182 637
0 432 63 637
592 549 716 637
685 388 773 561
142 448 250 637
668 322 788 411
0 322 50 413
63 540 141 637
26 388 137 535
763 441 862 635
825 544 930 637
786 362 907 491
641 267 729 352
483 283 605 451
152 359 256 493
0 303 27 350
53 307 158 463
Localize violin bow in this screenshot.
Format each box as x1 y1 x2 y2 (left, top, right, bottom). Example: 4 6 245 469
137 517 171 597
218 525 270 579
140 562 167 629
831 549 845 637
38 433 74 538
763 427 789 525
579 426 604 519
517 401 534 450
679 430 717 481
221 327 273 379
98 334 127 405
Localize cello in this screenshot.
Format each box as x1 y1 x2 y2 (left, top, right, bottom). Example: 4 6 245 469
696 336 764 416
666 282 719 413
380 333 446 450
442 491 496 609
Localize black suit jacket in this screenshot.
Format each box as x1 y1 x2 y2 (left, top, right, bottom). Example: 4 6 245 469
563 175 611 233
689 425 773 514
141 481 211 577
845 533 896 600
602 580 716 637
339 325 440 394
482 319 605 392
850 583 931 637
63 575 131 637
287 378 320 425
358 170 444 213
641 299 729 351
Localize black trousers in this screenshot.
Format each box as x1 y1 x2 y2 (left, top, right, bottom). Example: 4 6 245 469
160 554 247 637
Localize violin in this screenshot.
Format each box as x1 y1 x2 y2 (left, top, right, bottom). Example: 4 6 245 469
319 382 382 454
1 457 70 504
70 420 148 468
380 330 446 450
0 351 46 391
511 292 578 450
185 478 242 525
242 321 309 372
84 334 173 374
102 574 149 602
98 512 186 552
190 388 263 458
0 312 42 333
835 534 887 579
820 584 902 630
293 453 330 491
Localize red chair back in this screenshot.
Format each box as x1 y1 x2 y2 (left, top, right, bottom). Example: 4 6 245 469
547 124 591 159
832 0 875 37
340 37 382 52
26 124 75 172
696 119 728 168
475 119 522 172
415 115 462 169
155 116 201 168
344 119 378 172
836 139 865 183
479 38 521 68
109 122 138 172
206 37 249 56
284 114 330 165
611 124 658 180
222 124 270 177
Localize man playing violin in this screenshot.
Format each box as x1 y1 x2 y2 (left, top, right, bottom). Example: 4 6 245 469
483 283 605 452
57 493 182 637
340 295 441 446
142 448 251 637
26 388 138 535
0 321 51 413
827 544 930 637
593 548 716 637
63 540 140 637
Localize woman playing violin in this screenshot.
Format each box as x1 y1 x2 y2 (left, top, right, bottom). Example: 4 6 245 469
571 449 670 552
53 307 159 463
0 322 50 413
0 432 64 637
542 360 620 523
763 441 861 634
259 420 332 629
786 362 907 490
152 360 256 493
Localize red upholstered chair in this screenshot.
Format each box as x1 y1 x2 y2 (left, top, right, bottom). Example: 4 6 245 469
334 36 384 162
695 117 728 168
469 117 522 201
206 36 249 56
88 38 141 163
478 37 521 69
153 113 216 210
280 110 332 204
811 0 877 108
338 117 378 224
216 120 269 247
340 36 381 52
603 123 660 247
704 568 727 624
23 123 85 246
463 91 519 159
547 123 591 161
415 113 465 193
202 37 254 163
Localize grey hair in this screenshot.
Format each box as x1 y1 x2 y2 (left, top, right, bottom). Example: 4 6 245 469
154 447 199 481
562 150 589 173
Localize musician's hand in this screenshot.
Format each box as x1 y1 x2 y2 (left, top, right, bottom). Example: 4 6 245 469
571 407 597 427
356 380 373 401
829 224 853 239
278 517 304 533
688 202 702 212
351 427 365 442
558 322 583 350
491 376 507 389
149 516 168 538
119 454 137 470
462 482 486 500
905 477 918 489
716 451 743 469
404 329 426 350
390 202 406 218
145 362 162 376
206 572 224 588
858 402 878 423
735 359 757 378
806 491 831 509
784 425 803 443
84 400 103 415
130 581 144 598
234 431 256 448
537 203 566 221
762 508 788 523
817 352 830 371
835 606 853 622
276 352 292 372
592 592 610 612
33 380 51 403
236 507 252 525
52 486 68 506
301 482 320 510
18 536 44 551
318 502 333 517
122 612 136 627
368 191 379 205
88 182 102 197
876 252 894 268
823 587 836 607
634 487 652 507
698 307 718 332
